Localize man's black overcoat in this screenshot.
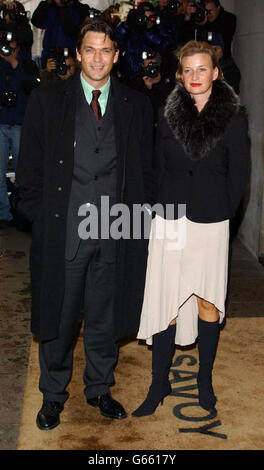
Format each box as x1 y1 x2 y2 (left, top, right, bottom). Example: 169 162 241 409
16 73 154 341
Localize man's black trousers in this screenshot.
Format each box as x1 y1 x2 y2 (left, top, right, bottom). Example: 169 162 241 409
38 238 117 403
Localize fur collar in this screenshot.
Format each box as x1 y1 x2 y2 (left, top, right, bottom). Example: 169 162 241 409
164 79 240 160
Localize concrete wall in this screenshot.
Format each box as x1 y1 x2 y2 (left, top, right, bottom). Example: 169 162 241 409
221 0 236 14
229 0 264 260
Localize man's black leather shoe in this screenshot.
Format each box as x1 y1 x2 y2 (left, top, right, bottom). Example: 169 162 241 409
87 393 127 419
36 400 64 430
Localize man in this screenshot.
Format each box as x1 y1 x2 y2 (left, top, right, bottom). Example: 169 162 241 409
40 51 78 86
128 51 175 129
0 37 39 227
16 17 154 430
116 4 172 81
203 0 236 56
154 0 186 49
31 0 90 68
210 32 241 94
0 1 33 60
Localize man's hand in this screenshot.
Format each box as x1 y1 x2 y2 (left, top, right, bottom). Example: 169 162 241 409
184 3 208 24
184 4 196 21
46 58 57 72
142 74 161 90
0 48 18 69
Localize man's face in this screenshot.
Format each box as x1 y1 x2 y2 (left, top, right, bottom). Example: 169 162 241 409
159 0 168 9
212 45 223 60
186 3 197 16
9 40 19 58
76 31 119 88
205 2 220 22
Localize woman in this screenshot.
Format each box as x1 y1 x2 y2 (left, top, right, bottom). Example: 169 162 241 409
132 41 249 417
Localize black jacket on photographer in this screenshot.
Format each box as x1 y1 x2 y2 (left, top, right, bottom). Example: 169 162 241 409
116 9 173 81
177 14 202 45
177 7 213 46
178 5 236 55
203 6 236 56
0 54 39 125
31 0 89 68
155 3 185 49
128 62 175 128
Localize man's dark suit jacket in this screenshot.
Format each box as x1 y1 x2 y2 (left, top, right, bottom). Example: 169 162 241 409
16 72 154 341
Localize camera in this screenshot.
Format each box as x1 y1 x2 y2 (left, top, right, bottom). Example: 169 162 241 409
142 51 161 78
86 8 102 19
48 47 70 76
190 1 209 24
194 30 213 41
166 0 182 14
128 9 160 30
0 6 30 24
147 13 160 26
1 90 17 107
0 31 14 57
143 61 160 78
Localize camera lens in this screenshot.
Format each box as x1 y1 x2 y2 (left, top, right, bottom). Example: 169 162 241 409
1 91 18 107
144 62 160 78
0 41 12 56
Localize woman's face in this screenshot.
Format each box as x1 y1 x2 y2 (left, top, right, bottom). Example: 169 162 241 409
181 53 218 100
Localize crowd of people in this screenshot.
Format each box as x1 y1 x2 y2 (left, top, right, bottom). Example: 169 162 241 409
0 0 242 228
0 0 250 432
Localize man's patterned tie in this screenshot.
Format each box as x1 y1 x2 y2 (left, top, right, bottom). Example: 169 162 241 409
90 89 102 121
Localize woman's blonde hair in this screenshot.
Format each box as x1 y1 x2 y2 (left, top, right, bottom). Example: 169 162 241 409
176 40 224 82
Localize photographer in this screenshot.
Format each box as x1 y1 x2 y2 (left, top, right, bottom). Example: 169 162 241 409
40 48 78 85
128 51 175 157
116 3 172 82
203 1 236 56
0 36 39 226
210 32 240 94
178 1 209 45
31 0 90 69
155 0 186 49
0 1 33 60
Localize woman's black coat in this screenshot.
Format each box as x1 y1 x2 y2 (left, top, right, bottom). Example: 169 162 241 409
16 73 154 341
155 79 250 223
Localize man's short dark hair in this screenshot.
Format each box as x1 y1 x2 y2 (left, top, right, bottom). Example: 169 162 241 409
13 0 26 12
138 2 154 11
77 17 118 52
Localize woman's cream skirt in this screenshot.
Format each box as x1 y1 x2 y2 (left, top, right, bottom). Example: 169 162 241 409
137 215 230 346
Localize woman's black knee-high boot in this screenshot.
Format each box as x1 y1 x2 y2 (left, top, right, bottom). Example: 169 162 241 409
132 323 176 418
197 317 219 412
